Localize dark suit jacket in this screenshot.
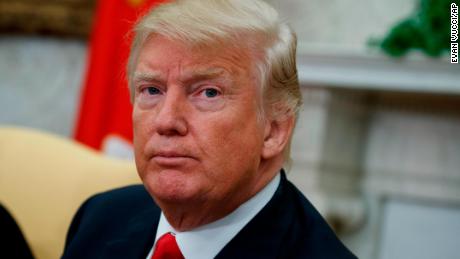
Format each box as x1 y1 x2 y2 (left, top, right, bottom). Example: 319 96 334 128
61 172 357 259
0 204 35 259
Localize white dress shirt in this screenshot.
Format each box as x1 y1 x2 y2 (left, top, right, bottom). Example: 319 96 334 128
146 172 280 259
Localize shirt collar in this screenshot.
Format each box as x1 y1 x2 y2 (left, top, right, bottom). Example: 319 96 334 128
149 172 281 259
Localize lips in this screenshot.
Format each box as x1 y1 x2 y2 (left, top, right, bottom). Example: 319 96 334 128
152 150 196 166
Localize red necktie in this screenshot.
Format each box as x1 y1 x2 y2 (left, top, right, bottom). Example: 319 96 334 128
151 232 185 259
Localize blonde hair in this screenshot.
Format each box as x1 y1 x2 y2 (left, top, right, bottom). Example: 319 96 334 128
127 0 302 164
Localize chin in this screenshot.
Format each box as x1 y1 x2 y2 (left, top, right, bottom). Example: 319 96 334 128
143 168 202 204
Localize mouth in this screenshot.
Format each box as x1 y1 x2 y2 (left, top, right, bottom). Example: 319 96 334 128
152 151 196 167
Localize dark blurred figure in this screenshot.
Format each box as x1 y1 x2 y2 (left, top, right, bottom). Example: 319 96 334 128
0 204 34 259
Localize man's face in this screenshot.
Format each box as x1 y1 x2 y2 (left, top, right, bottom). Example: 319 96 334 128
132 35 268 209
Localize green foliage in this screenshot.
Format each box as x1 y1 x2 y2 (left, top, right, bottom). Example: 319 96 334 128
375 0 458 57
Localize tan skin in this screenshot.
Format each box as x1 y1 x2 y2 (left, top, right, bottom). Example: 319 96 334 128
132 35 294 231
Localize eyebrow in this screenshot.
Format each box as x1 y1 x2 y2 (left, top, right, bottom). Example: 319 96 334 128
132 71 164 85
133 67 233 86
181 67 234 84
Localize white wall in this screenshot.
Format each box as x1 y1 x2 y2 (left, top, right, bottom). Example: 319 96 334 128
265 0 415 51
379 199 460 259
0 36 86 137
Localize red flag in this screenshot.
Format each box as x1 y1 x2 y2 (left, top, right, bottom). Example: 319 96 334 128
74 0 163 154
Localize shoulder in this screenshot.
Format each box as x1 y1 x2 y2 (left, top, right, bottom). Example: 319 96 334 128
72 185 154 220
219 172 357 259
63 185 160 254
83 185 153 210
68 184 155 226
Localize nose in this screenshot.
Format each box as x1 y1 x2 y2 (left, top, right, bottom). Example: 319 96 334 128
154 87 188 136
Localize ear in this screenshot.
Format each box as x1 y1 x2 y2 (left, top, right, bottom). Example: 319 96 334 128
261 115 295 160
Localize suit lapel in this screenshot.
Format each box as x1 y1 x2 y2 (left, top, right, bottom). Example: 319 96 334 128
216 171 294 259
103 206 161 259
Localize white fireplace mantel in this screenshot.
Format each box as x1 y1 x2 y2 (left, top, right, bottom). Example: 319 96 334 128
297 47 460 95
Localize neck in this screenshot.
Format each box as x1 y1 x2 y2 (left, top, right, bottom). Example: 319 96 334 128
158 158 283 231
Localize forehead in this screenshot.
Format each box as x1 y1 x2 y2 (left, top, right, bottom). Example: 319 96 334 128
134 35 257 81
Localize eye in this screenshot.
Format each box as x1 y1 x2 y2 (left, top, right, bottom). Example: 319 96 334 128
145 86 160 95
202 88 219 98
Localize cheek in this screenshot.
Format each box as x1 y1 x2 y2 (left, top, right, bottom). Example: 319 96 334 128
132 109 144 150
198 112 264 167
132 108 151 171
132 106 154 140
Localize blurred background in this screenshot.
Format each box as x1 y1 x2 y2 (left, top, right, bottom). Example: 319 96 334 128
0 0 459 258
